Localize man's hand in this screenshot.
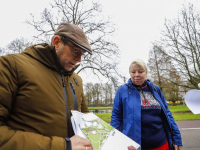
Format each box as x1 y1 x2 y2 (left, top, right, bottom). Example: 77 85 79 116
128 145 137 150
71 135 93 150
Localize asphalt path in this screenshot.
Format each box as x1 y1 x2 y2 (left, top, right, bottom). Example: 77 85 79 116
175 120 200 150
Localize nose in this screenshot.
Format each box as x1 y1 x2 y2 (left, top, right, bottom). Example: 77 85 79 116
74 55 81 62
135 72 140 76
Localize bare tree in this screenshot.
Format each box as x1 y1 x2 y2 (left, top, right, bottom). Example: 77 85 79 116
110 76 120 93
158 3 200 89
84 82 116 106
107 83 114 105
26 0 122 83
148 44 184 104
101 83 114 105
7 38 33 54
84 82 93 105
93 83 102 104
0 47 4 56
0 46 13 56
148 45 165 90
167 71 183 105
84 82 103 106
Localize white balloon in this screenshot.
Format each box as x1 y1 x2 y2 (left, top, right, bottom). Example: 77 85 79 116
198 83 200 88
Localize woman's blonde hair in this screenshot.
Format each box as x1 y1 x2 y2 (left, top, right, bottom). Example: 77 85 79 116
129 59 148 73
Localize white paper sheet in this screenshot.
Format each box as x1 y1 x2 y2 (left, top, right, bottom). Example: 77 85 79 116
71 110 140 150
185 89 200 114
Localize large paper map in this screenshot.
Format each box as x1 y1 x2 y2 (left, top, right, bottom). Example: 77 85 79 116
71 110 140 150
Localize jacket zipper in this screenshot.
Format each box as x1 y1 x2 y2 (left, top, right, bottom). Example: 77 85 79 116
61 69 70 137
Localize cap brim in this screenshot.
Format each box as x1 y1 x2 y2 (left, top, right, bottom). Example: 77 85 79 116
66 37 92 55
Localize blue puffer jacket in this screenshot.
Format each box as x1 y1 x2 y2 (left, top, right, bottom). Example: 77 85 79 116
110 79 182 149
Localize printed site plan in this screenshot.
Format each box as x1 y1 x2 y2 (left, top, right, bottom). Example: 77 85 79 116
71 110 140 150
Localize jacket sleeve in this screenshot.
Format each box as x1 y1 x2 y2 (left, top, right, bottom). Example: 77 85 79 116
0 55 66 150
110 86 123 131
155 85 183 146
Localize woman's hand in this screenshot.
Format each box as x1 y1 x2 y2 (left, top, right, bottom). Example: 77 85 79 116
127 145 137 150
173 144 182 150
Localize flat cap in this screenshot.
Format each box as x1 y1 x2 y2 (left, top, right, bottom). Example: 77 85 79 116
54 22 92 54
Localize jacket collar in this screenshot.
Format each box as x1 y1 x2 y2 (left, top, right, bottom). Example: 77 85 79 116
127 78 135 89
126 78 151 89
22 43 79 76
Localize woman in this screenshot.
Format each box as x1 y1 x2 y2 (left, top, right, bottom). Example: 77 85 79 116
111 59 182 150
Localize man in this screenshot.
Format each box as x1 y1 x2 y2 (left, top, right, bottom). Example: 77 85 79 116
0 23 93 150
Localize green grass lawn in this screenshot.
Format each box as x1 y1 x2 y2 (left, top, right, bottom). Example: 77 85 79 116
95 113 112 123
90 105 200 123
88 107 112 110
168 105 190 112
172 112 200 121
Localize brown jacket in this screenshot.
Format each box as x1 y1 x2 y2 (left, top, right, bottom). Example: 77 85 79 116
0 43 89 150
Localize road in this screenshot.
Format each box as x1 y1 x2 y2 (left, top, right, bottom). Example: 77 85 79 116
175 120 200 150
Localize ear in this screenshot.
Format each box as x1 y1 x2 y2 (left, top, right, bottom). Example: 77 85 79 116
52 36 61 50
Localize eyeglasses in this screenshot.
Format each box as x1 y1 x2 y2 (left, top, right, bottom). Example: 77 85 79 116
67 44 85 58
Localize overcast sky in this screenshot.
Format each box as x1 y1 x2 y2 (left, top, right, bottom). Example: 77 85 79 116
0 0 199 83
